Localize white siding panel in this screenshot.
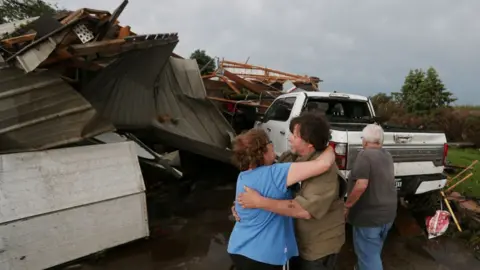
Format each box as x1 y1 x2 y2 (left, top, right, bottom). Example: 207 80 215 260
0 193 149 270
0 142 145 223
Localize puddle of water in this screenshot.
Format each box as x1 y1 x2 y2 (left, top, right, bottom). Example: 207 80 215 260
78 179 236 270
406 236 480 270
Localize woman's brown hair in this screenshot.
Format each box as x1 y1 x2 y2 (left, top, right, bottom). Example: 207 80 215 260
232 128 270 171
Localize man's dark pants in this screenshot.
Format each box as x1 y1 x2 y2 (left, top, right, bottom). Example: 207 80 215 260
289 254 338 270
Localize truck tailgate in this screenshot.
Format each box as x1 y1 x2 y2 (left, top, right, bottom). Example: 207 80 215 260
346 130 447 176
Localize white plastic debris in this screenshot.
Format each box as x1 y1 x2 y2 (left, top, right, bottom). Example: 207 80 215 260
426 210 451 239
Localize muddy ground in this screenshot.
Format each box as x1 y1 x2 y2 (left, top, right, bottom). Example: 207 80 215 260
57 163 480 270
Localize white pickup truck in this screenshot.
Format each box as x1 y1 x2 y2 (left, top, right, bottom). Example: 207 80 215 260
254 91 449 206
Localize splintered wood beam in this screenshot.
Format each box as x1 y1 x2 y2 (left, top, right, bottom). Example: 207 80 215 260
206 96 270 108
446 172 474 193
222 69 271 94
221 60 311 79
68 39 126 56
201 73 216 79
218 75 241 94
40 48 73 66
1 33 36 48
117 26 131 39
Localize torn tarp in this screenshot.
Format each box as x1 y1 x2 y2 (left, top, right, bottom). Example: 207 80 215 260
80 45 235 163
0 67 114 153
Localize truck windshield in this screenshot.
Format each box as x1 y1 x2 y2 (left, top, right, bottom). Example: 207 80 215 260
304 99 373 123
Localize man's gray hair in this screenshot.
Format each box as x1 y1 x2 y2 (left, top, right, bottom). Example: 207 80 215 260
362 124 384 144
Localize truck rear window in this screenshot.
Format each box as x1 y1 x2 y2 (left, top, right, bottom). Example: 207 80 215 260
304 99 372 122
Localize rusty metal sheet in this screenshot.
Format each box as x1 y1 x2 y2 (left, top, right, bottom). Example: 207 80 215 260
0 67 115 154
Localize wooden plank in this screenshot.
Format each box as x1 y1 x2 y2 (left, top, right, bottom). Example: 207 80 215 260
68 39 126 56
207 96 270 108
117 25 131 39
1 33 36 48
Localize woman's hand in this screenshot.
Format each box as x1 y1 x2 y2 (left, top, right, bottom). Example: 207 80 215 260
344 206 350 220
231 203 240 222
238 186 264 209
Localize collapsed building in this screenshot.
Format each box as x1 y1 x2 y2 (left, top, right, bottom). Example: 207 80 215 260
0 1 323 170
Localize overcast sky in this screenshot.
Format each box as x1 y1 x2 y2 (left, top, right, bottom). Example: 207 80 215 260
52 0 480 105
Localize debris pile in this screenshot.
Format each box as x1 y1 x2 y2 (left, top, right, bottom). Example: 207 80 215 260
202 59 321 133
0 0 236 170
0 1 322 165
437 160 480 258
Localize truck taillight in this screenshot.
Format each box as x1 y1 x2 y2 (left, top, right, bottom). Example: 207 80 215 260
328 141 347 170
443 143 449 166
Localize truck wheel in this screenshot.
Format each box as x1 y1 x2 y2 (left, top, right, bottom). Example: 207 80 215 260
403 192 442 231
404 191 442 216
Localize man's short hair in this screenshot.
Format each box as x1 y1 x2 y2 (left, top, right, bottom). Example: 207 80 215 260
289 112 331 151
362 124 384 144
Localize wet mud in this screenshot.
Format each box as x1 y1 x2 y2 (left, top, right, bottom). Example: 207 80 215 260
58 165 479 270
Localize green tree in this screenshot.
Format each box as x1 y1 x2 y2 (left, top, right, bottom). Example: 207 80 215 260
395 67 456 114
370 92 391 109
190 49 216 75
0 0 57 24
370 92 404 122
395 69 426 113
420 67 456 111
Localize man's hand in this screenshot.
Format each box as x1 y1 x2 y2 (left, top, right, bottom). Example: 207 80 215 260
238 186 264 209
231 202 240 222
344 207 349 220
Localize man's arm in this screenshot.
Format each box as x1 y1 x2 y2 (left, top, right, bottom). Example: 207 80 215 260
345 179 369 208
244 192 312 219
345 152 371 209
255 176 338 220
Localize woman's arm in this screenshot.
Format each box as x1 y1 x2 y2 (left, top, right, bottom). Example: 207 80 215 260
286 146 335 187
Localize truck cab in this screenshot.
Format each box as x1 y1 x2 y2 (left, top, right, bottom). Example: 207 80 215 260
255 91 449 198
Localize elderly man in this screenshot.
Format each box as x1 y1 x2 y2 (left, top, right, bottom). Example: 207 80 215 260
233 112 345 270
344 124 397 270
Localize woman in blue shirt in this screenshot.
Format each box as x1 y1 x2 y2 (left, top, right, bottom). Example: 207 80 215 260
227 129 335 270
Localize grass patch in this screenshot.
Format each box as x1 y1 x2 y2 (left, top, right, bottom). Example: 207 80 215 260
447 147 480 197
454 105 480 111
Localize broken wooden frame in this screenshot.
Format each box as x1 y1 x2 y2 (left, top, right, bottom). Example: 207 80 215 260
0 0 142 73
439 159 478 232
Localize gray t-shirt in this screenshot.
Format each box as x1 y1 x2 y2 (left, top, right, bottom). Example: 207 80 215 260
347 148 397 227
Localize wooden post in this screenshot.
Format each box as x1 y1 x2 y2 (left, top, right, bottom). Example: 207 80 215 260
441 191 463 232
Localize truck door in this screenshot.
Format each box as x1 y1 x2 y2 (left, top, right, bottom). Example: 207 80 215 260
256 96 298 157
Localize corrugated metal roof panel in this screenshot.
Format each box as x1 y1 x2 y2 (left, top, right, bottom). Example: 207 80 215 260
0 67 115 153
80 45 235 162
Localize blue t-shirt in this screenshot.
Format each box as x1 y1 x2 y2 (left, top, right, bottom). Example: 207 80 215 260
227 162 298 266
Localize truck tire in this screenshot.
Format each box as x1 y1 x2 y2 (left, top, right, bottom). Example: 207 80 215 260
404 191 442 216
